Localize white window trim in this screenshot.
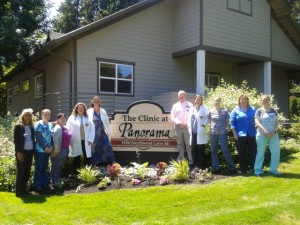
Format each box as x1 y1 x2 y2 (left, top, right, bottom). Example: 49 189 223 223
98 61 134 95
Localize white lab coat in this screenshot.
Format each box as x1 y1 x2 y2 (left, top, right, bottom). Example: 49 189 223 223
66 114 95 157
188 105 209 145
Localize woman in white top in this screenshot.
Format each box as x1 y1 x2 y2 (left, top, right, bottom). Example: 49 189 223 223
66 102 95 174
87 96 115 167
188 95 209 170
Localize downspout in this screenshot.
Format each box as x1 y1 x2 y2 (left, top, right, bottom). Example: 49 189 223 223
46 46 73 114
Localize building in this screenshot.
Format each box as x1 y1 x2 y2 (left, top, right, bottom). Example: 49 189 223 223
2 0 300 118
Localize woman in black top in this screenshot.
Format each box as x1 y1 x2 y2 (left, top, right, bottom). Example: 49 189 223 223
13 108 35 197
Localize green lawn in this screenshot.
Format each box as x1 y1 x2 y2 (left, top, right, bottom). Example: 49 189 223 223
1 153 300 225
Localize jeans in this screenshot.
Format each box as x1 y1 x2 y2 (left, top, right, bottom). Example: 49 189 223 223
33 152 50 189
210 133 236 171
254 134 280 174
235 136 257 173
175 126 193 164
15 150 33 196
50 148 69 186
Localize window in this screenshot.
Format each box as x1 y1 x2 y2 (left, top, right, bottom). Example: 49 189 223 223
7 88 12 105
98 60 134 95
23 79 30 93
205 74 220 88
227 0 252 16
14 83 20 96
35 74 44 98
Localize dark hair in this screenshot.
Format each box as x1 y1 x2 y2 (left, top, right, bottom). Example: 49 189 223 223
56 113 66 120
238 95 250 107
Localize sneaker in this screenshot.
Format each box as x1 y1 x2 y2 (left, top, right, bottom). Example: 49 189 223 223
254 170 264 176
270 171 282 175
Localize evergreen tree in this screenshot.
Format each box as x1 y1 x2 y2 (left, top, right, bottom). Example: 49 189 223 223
52 0 82 33
0 0 49 76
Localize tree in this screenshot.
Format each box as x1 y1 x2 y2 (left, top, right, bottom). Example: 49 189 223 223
0 0 49 77
53 0 143 32
287 0 300 24
52 0 82 33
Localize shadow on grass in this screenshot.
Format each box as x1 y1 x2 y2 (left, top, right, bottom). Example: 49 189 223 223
256 172 300 180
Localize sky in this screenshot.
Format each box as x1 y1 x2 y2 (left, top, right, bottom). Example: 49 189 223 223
48 0 64 18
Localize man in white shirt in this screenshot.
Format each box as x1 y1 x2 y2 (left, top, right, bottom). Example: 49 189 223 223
171 90 193 166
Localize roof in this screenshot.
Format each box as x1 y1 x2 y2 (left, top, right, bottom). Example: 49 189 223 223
270 0 300 51
1 0 299 82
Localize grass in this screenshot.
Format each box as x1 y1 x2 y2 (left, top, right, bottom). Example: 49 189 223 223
0 153 300 225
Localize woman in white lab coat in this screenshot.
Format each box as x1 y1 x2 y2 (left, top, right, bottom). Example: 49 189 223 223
188 95 209 170
66 102 95 174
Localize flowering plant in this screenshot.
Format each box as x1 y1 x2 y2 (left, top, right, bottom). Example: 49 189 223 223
131 178 141 185
106 163 122 179
159 175 169 185
155 162 168 177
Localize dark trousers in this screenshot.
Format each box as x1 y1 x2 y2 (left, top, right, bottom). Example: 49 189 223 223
72 140 91 174
192 133 206 170
235 136 257 173
15 150 33 196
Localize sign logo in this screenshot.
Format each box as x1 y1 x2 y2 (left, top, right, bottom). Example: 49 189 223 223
110 101 177 152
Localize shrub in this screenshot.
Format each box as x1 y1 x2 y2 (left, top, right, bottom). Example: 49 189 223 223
77 165 102 185
0 156 16 192
169 159 189 182
106 163 122 180
131 162 149 180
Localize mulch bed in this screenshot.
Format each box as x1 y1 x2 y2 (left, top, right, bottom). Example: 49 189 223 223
36 173 232 195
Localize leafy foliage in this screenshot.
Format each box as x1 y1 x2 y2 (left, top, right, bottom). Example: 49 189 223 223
169 159 189 182
0 0 49 75
52 0 143 33
77 165 101 185
106 163 121 179
0 156 16 192
131 162 149 179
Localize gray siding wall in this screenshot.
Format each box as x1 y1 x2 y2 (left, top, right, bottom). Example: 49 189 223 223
76 0 195 112
236 63 264 92
172 0 200 53
271 19 300 66
6 42 73 117
205 55 238 84
272 65 289 116
203 0 270 57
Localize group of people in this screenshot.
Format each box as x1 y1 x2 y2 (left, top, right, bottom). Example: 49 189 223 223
13 91 281 197
171 90 281 176
13 96 115 197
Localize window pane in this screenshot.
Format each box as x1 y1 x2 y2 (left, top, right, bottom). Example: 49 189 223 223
117 64 133 79
117 80 131 94
100 78 115 92
14 84 20 96
209 75 220 87
23 80 30 92
35 75 44 98
100 63 115 78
